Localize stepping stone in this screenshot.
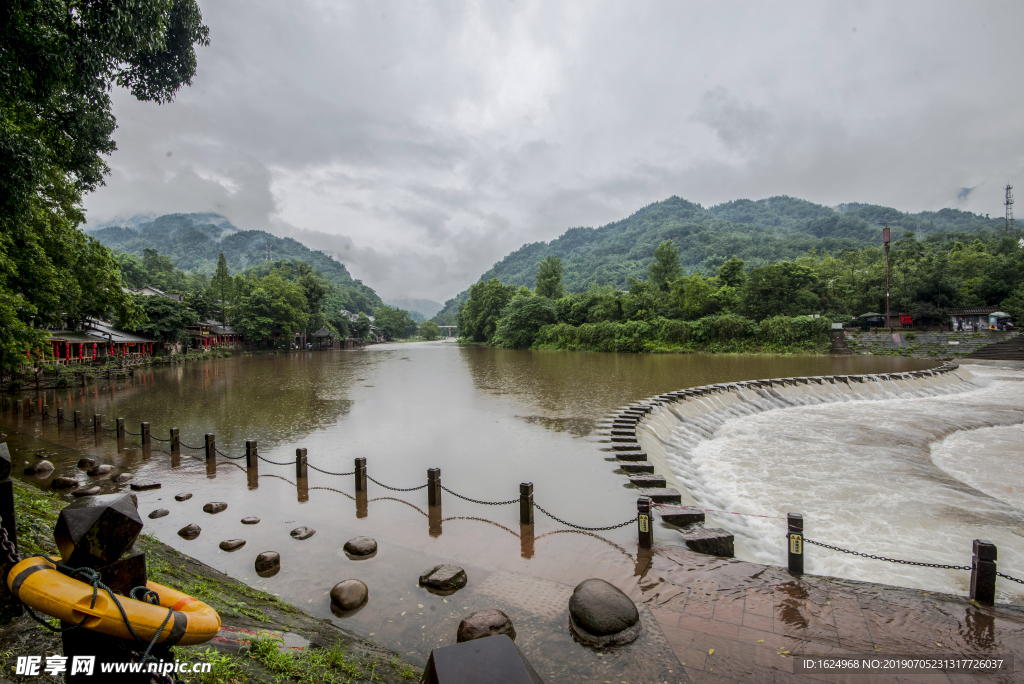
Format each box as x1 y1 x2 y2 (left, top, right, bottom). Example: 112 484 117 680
614 451 648 462
50 477 79 490
110 473 132 484
330 580 368 611
87 464 115 476
610 436 637 443
638 488 681 505
130 480 160 491
656 505 706 527
77 458 97 469
174 492 192 501
618 461 655 474
255 551 280 577
72 486 101 497
343 536 377 557
611 443 641 451
219 539 246 552
290 526 315 540
681 527 734 558
610 429 635 437
628 473 666 489
568 578 641 647
177 524 201 540
24 460 54 476
202 502 227 514
241 516 260 525
457 609 516 643
148 509 169 519
419 564 467 594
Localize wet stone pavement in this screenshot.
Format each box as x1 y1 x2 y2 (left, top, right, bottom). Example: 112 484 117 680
641 545 1024 683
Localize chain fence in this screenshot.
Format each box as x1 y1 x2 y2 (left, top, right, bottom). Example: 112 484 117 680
214 447 245 460
307 464 354 476
805 538 971 571
366 475 427 492
256 454 293 466
439 484 516 506
534 502 637 532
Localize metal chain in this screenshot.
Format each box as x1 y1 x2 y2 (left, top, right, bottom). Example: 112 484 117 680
439 484 516 506
256 454 294 466
534 503 638 532
307 464 355 476
0 522 20 565
997 572 1024 585
258 473 296 486
124 429 142 436
214 447 245 460
804 539 970 570
150 434 171 442
366 475 428 492
180 442 205 451
308 486 356 500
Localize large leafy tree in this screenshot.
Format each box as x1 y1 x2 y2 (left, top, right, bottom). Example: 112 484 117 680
373 305 417 340
118 294 197 342
210 252 233 322
457 278 518 342
648 240 682 291
494 295 557 349
534 255 564 299
234 271 309 342
0 0 210 369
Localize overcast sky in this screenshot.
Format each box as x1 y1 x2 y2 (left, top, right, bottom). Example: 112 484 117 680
83 0 1024 303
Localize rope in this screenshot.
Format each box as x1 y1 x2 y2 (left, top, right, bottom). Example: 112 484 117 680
214 447 245 460
534 503 638 532
366 475 427 492
307 464 355 476
804 539 971 570
439 484 517 506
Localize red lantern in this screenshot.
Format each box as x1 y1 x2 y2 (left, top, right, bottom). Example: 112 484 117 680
92 344 96 359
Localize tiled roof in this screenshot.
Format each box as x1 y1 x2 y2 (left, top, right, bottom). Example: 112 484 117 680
947 306 999 315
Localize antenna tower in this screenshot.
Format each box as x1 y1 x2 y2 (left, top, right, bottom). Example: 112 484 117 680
1006 183 1015 234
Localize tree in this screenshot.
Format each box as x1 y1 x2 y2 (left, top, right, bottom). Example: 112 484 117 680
622 278 659 322
535 255 565 299
350 312 371 340
119 295 197 343
716 256 746 288
373 306 417 340
234 271 309 342
457 279 518 342
210 253 233 323
0 0 209 368
740 262 820 320
648 241 682 292
418 321 440 340
494 295 558 348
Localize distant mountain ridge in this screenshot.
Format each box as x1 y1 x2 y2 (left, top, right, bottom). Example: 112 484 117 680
383 297 443 320
432 195 1006 324
86 213 382 307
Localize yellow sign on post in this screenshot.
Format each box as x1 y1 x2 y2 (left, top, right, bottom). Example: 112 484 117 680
639 514 649 533
789 534 803 555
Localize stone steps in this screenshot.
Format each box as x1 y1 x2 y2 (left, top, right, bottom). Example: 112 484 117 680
628 473 666 489
614 451 648 462
680 527 734 557
656 505 705 527
637 488 681 505
617 461 654 474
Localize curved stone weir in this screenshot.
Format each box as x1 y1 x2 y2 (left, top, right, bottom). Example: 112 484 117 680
597 363 980 560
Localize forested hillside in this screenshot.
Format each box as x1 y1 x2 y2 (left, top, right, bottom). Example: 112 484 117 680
433 195 1006 324
88 213 382 310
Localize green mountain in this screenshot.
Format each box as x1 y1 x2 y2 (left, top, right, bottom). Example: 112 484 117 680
87 213 383 311
432 195 1006 324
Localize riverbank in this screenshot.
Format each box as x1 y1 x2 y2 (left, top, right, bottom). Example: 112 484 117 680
0 481 422 684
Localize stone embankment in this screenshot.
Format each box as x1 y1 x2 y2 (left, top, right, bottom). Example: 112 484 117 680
843 329 1019 357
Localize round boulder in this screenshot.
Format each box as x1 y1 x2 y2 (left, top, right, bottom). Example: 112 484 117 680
50 477 78 490
72 486 100 498
290 526 315 540
241 516 260 525
568 578 641 647
174 492 193 502
202 502 227 514
110 473 132 484
77 458 97 469
87 464 115 476
219 539 246 552
255 551 280 578
148 509 169 519
457 609 516 643
24 460 54 476
177 524 201 540
330 580 368 612
343 536 377 558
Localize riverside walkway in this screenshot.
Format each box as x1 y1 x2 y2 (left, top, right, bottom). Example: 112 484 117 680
640 544 1023 683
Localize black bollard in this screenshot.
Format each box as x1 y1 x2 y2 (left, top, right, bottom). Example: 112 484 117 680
428 468 441 507
295 448 307 480
170 428 180 456
0 443 23 621
94 414 103 436
638 496 653 549
520 522 535 560
13 400 21 416
296 449 308 502
141 422 150 446
73 410 82 435
970 540 997 606
204 434 215 477
787 513 804 575
519 483 534 525
116 418 125 441
354 457 367 493
42 405 48 422
57 406 64 424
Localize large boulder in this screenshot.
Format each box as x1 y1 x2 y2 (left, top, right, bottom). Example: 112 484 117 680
330 580 368 612
255 551 280 577
457 609 516 643
24 460 54 476
419 565 467 594
568 578 641 646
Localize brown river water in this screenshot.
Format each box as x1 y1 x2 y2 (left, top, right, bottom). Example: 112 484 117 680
0 344 940 679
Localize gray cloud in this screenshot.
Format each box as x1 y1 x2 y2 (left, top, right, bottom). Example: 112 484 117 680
84 0 1024 301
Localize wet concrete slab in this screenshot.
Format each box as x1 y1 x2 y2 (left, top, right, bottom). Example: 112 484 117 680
642 545 1024 683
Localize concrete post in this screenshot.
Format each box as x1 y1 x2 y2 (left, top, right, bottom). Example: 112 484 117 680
295 448 307 480
428 468 441 507
245 440 258 469
94 414 102 435
787 513 804 575
73 410 81 433
970 539 997 606
141 422 150 446
354 457 366 492
519 482 534 525
41 405 48 422
116 418 125 441
170 428 180 456
56 406 64 430
638 497 653 549
204 434 215 465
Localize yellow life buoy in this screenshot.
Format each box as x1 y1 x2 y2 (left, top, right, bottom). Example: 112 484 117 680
7 556 221 645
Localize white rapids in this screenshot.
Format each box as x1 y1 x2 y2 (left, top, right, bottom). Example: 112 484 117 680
638 365 1024 602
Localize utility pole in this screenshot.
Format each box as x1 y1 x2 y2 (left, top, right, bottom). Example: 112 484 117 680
879 222 891 330
1006 183 1015 235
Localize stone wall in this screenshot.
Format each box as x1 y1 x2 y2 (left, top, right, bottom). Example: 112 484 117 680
843 329 1020 358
